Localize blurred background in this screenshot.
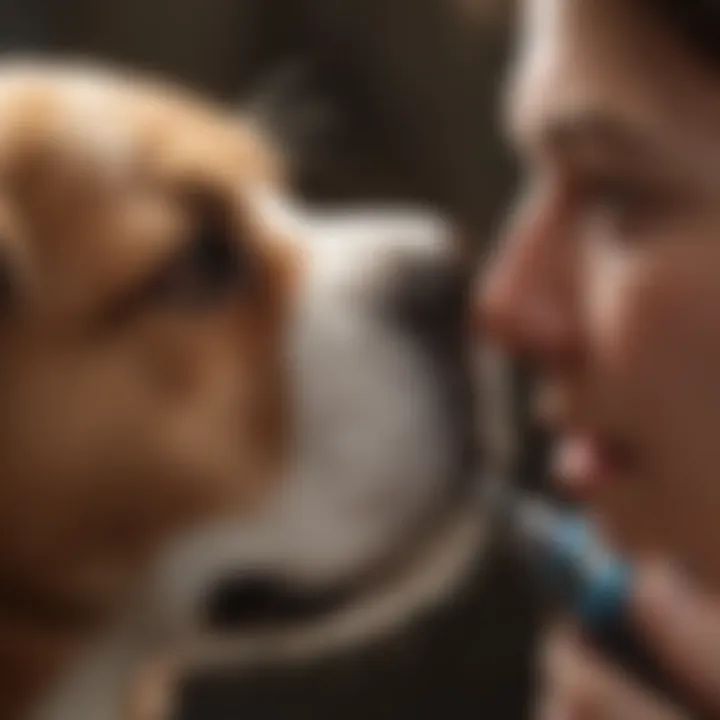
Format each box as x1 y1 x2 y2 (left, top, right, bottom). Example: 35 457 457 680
2 1 550 717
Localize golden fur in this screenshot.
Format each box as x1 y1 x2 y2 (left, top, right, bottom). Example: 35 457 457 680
0 62 297 719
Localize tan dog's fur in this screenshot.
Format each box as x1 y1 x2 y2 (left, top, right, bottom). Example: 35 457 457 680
0 60 484 720
0 62 298 719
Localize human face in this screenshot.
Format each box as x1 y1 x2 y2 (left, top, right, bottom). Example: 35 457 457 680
481 0 720 587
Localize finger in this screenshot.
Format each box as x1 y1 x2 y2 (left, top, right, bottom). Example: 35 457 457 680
633 562 720 711
539 625 689 720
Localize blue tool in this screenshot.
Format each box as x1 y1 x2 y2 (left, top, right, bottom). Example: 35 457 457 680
492 489 707 717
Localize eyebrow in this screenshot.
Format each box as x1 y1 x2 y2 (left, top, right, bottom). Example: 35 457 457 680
512 109 664 163
551 112 657 153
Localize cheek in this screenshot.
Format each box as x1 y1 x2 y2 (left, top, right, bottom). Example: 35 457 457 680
587 243 720 560
615 256 720 442
586 243 720 434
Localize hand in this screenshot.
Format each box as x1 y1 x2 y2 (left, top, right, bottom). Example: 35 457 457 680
537 563 720 719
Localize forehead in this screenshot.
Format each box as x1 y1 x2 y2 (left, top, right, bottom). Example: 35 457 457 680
506 0 720 162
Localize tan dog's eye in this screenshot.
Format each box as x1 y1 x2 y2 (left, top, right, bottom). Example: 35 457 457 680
147 193 251 311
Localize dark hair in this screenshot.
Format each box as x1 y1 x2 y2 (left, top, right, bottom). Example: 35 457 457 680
644 0 720 67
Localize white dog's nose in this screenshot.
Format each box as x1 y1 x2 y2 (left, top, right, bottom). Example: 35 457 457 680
390 250 472 354
303 208 471 339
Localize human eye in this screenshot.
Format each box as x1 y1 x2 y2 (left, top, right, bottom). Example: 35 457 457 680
576 173 664 242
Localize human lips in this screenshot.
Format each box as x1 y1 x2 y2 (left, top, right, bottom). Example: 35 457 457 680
551 429 635 498
534 386 635 498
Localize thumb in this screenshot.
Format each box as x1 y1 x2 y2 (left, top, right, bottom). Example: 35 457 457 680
631 562 720 712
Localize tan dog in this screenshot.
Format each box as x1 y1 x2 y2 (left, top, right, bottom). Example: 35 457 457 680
0 59 483 720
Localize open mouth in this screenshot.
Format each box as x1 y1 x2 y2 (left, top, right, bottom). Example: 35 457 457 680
204 575 362 631
202 453 484 635
553 431 636 498
201 503 478 635
187 495 488 674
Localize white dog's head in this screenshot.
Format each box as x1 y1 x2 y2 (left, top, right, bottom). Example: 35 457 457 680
152 197 485 664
